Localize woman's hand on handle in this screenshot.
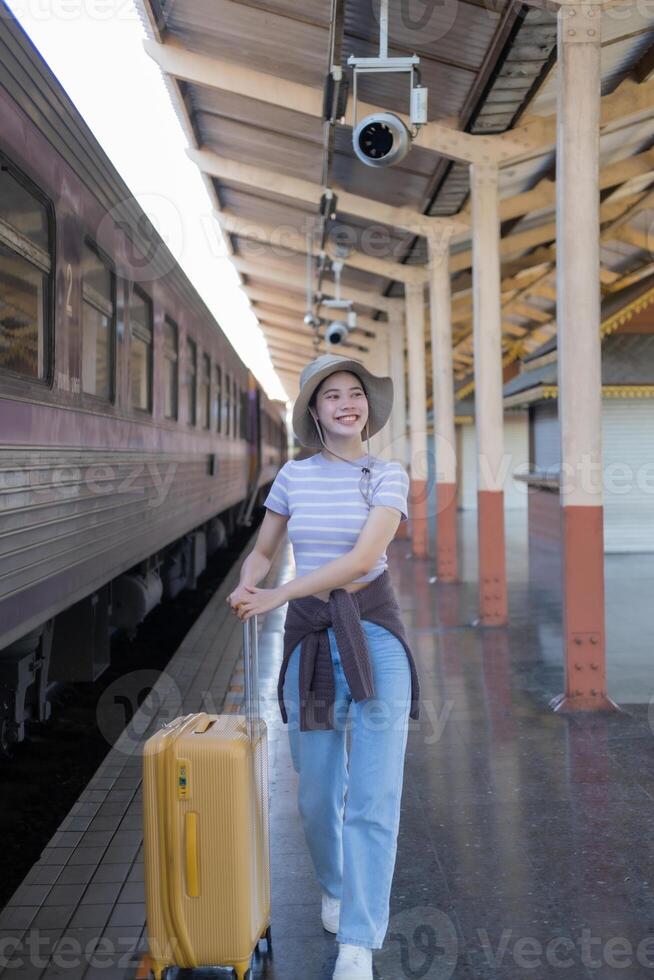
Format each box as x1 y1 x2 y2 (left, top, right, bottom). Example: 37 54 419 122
226 583 256 612
226 584 289 621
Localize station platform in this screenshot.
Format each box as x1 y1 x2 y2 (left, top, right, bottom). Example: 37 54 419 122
2 515 654 980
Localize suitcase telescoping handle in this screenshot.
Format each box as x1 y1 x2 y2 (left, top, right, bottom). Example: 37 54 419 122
242 613 260 743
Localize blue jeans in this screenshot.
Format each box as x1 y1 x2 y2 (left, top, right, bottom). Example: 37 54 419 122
282 619 412 950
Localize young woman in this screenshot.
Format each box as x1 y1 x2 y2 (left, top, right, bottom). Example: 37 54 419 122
227 353 421 980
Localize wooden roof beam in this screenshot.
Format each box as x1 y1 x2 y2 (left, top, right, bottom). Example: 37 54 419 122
259 308 380 335
508 301 553 324
187 148 467 236
219 211 429 285
231 257 403 314
603 259 654 293
246 288 308 313
267 342 317 360
450 193 644 276
196 144 654 256
501 321 528 337
501 74 654 162
262 325 324 347
600 186 654 243
611 226 651 251
143 37 526 164
494 148 654 227
267 347 324 367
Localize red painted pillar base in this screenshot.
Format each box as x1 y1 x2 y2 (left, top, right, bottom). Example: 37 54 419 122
436 481 457 582
410 477 429 558
550 505 621 714
478 489 507 625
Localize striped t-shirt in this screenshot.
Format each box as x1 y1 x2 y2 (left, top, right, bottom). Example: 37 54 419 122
263 452 410 584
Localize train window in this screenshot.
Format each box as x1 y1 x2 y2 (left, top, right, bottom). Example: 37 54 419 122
82 242 115 400
200 353 210 429
240 387 248 440
224 370 231 436
186 336 197 425
163 317 178 420
0 162 51 380
129 286 153 411
215 364 222 432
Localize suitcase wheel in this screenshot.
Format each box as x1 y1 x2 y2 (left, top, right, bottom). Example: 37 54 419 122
139 955 162 980
254 924 272 956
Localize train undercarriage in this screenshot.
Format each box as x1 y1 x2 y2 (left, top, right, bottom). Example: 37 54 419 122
0 501 255 756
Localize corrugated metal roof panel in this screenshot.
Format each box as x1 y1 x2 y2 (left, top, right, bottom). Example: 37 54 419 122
219 186 315 226
425 8 558 214
503 361 556 396
211 0 332 26
505 334 654 394
344 35 476 118
602 3 654 44
600 32 654 92
529 19 654 117
188 85 324 145
331 150 434 207
602 333 654 383
498 152 555 199
197 112 324 183
343 0 503 69
163 0 330 87
218 182 413 254
601 241 647 275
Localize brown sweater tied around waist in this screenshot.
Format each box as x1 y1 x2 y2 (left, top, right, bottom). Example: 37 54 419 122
277 569 421 732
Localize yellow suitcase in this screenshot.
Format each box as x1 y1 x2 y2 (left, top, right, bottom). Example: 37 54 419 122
142 616 271 980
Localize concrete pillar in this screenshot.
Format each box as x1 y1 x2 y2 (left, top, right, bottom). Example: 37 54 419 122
404 282 429 558
428 231 458 582
388 313 407 456
550 0 618 713
471 162 507 625
388 312 410 540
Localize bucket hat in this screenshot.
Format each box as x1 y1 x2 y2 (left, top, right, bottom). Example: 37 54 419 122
292 353 394 450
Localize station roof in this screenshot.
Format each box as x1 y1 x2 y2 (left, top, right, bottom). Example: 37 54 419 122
135 0 654 402
503 275 654 405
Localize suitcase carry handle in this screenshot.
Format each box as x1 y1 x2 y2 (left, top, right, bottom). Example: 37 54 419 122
243 613 260 743
243 612 272 948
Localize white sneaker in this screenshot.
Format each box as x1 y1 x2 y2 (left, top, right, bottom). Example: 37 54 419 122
321 890 341 933
332 942 373 979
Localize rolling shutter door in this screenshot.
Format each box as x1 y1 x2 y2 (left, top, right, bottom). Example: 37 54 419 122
602 399 654 553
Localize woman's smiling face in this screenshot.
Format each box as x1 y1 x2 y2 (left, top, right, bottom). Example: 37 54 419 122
312 371 369 439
